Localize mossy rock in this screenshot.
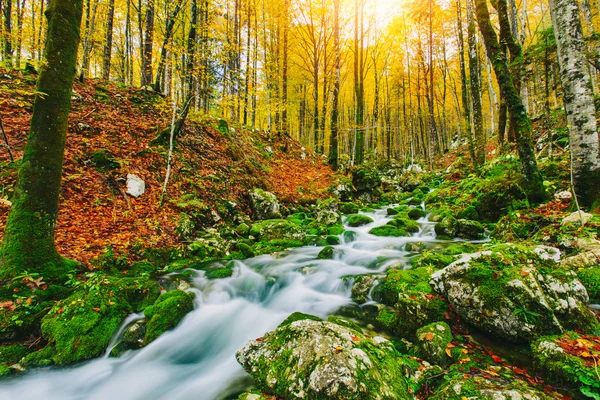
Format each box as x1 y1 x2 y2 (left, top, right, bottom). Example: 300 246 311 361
236 319 412 400
89 149 120 171
327 315 363 332
144 290 194 344
236 242 256 258
206 266 233 280
40 288 132 365
369 225 408 237
372 267 436 307
415 322 453 366
236 223 250 236
317 246 335 260
339 202 360 215
346 214 374 227
389 216 420 232
434 216 457 238
430 245 600 343
250 219 305 242
408 208 426 220
531 332 600 399
351 275 379 304
352 167 382 195
20 344 55 368
279 312 322 327
455 219 485 240
0 344 31 366
326 235 340 245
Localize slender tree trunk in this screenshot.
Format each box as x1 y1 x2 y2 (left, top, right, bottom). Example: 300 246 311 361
475 0 547 202
142 0 154 86
79 0 98 81
282 0 288 133
548 0 600 207
329 0 340 170
456 0 476 164
1 0 84 279
2 0 12 66
102 0 116 80
467 0 485 167
154 0 183 92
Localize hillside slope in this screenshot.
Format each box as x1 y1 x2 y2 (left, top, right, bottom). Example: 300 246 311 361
0 70 334 265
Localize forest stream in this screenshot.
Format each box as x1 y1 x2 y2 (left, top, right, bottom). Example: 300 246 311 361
0 206 473 400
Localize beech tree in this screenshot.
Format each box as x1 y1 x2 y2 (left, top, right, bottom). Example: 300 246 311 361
548 0 600 208
0 0 84 279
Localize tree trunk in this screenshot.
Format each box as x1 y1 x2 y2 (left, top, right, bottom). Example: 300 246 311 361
467 0 485 167
548 0 600 207
1 0 84 280
102 0 115 81
154 0 183 92
142 0 154 86
329 0 340 170
2 0 12 66
474 0 547 202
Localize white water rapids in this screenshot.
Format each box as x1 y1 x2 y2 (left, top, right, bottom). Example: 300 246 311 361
0 207 450 400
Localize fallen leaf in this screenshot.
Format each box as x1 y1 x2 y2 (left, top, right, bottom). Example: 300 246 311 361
0 301 16 310
425 333 434 341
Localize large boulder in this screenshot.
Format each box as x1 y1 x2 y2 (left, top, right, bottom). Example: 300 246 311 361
249 188 282 220
434 216 457 239
430 374 554 400
144 290 194 344
430 246 600 342
314 198 341 225
236 318 412 400
455 219 485 240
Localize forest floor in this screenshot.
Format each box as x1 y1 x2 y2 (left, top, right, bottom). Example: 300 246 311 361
0 69 335 266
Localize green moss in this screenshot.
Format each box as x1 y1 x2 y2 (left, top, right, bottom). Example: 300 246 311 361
206 267 233 280
339 202 360 215
389 216 420 232
20 344 55 367
326 235 340 245
327 225 345 235
327 315 362 332
144 290 194 344
0 344 31 365
89 149 120 171
577 267 600 303
415 322 453 366
346 214 374 227
369 225 408 237
408 208 426 220
278 312 322 327
372 267 435 306
317 246 335 260
41 287 131 364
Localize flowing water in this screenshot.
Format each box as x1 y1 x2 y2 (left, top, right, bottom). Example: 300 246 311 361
0 207 455 400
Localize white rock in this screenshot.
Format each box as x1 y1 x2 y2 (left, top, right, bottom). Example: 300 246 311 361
562 211 594 225
534 245 561 262
126 174 145 198
554 191 572 200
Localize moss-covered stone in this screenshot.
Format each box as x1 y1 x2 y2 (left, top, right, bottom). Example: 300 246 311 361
430 245 600 343
389 216 420 233
249 219 305 241
317 246 335 260
455 219 485 240
0 344 31 366
236 319 412 400
248 188 282 219
144 290 194 344
369 225 408 237
373 267 436 307
314 198 341 225
236 223 250 236
346 214 374 227
205 266 233 280
351 275 379 304
415 322 453 366
339 202 360 215
408 208 426 220
278 312 322 327
531 332 600 399
434 216 457 238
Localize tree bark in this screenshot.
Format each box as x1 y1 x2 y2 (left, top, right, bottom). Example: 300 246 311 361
329 0 340 170
102 0 115 81
548 0 600 207
467 0 485 167
142 0 154 86
1 0 84 279
474 0 547 202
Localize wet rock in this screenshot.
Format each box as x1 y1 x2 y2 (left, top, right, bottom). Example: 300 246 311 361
351 275 379 304
144 290 194 344
317 246 335 260
236 319 412 400
398 172 422 192
415 322 453 366
534 245 561 263
121 320 146 350
315 198 341 225
236 222 250 236
408 208 426 220
346 214 374 227
333 184 353 202
455 219 485 240
430 246 600 342
339 202 360 215
249 188 282 220
434 216 457 238
560 238 600 268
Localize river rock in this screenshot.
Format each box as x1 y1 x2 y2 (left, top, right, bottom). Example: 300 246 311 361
315 198 341 225
249 219 305 242
352 168 381 196
560 238 600 268
455 219 485 239
434 216 457 238
351 275 378 304
236 319 412 400
415 322 453 366
249 188 282 220
126 174 145 197
430 246 599 342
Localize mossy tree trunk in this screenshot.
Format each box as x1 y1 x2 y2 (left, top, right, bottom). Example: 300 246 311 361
0 0 83 280
548 0 600 208
474 0 547 203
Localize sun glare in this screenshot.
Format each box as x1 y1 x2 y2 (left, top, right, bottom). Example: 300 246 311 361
371 0 401 28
